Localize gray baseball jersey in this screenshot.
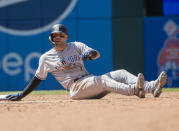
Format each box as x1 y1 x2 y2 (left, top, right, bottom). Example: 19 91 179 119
35 42 158 99
35 42 92 90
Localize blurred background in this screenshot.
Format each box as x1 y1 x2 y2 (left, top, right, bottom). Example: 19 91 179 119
0 0 179 91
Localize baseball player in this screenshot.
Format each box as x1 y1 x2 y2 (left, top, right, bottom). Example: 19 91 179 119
4 24 167 101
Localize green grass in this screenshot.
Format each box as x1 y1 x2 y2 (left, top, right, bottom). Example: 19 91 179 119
163 88 179 92
0 90 68 95
0 88 179 95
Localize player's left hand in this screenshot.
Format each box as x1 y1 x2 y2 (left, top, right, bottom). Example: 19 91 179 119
5 93 23 101
82 51 92 61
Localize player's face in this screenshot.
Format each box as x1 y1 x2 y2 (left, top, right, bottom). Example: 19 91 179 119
52 32 68 50
52 32 68 43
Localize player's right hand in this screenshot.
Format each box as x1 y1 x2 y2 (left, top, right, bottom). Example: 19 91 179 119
5 93 23 101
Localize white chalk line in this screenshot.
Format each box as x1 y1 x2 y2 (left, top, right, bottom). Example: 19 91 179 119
0 100 74 104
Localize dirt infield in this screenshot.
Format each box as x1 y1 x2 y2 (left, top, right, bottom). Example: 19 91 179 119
0 92 179 131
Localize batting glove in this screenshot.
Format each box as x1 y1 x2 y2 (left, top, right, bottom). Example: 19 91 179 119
82 51 92 61
6 93 23 101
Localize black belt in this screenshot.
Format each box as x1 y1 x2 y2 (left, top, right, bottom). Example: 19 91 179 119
74 74 89 82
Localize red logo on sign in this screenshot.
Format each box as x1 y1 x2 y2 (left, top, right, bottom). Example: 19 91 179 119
158 20 179 86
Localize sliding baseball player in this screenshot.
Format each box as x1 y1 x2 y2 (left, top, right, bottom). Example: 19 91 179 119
0 24 167 101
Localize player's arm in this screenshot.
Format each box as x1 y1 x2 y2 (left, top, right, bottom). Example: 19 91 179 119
5 76 42 101
74 42 100 61
6 54 47 101
82 50 100 61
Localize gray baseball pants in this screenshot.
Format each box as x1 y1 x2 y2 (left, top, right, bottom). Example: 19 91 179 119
70 69 157 99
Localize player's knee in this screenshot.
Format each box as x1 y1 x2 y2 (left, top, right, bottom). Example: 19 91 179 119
120 69 127 73
114 69 127 74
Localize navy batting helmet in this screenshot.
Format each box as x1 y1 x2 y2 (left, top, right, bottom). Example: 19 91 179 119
49 24 68 46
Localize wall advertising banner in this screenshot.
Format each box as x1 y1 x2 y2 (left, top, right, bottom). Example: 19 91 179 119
144 17 179 87
0 0 112 91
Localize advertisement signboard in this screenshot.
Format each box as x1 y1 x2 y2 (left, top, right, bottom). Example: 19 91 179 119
0 0 112 91
144 17 179 87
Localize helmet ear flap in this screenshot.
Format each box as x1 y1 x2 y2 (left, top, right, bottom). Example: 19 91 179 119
49 35 55 47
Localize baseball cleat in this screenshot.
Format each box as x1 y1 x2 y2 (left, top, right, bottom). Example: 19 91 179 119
152 71 167 97
135 73 145 98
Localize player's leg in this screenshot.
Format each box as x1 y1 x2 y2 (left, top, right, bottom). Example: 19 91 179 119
152 71 167 97
143 80 157 93
104 69 138 84
144 71 167 97
105 69 157 94
70 76 110 99
99 73 145 97
104 69 148 93
104 69 167 97
70 73 145 100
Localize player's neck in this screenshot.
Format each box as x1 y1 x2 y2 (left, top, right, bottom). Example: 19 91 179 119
54 44 67 52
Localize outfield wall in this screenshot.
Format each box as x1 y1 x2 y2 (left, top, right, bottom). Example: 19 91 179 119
144 17 179 87
0 0 179 91
0 0 113 91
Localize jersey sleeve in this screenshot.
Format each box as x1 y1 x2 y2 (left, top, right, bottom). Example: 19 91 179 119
35 54 48 80
73 42 93 54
